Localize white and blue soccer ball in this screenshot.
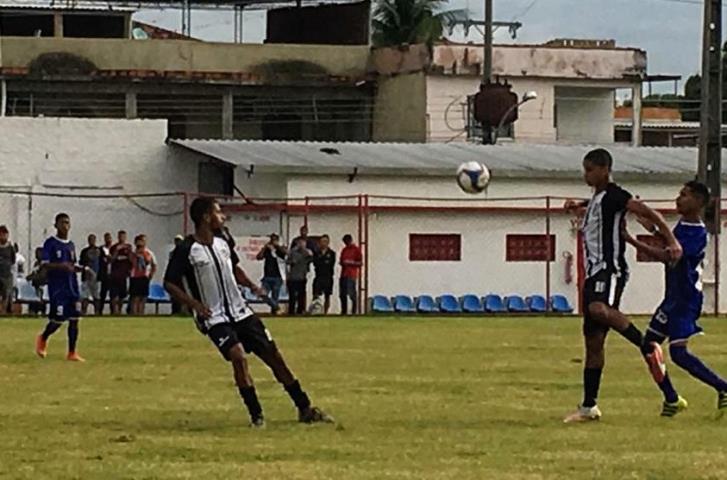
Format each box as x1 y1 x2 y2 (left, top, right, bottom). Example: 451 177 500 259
456 161 491 194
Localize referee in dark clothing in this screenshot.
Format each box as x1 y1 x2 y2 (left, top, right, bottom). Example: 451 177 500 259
164 197 333 427
312 235 336 315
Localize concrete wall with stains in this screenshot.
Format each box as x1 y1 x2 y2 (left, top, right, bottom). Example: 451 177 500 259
432 43 646 80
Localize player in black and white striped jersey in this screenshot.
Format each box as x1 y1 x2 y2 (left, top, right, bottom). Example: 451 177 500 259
164 197 333 428
563 148 682 423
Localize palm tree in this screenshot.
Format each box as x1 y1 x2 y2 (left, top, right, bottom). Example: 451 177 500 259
371 0 465 49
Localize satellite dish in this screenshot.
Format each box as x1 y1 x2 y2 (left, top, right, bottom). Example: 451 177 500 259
131 27 149 40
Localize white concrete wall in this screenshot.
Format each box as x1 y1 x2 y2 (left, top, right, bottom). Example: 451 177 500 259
555 87 615 144
0 117 197 277
432 44 647 80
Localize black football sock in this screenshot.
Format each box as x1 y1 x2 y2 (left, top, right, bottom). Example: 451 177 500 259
583 368 602 408
239 386 263 421
67 320 79 353
41 321 62 340
619 323 644 348
284 380 311 412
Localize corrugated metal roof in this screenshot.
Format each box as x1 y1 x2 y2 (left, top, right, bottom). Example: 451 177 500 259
0 0 137 11
170 139 712 181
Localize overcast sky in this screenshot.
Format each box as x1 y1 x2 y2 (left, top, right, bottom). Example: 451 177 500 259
134 0 725 95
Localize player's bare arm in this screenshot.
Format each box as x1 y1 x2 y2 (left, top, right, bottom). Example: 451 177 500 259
233 264 266 297
164 280 211 318
626 199 682 261
623 225 672 264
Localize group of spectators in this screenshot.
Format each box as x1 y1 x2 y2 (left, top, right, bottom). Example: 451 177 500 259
256 226 363 316
0 226 158 316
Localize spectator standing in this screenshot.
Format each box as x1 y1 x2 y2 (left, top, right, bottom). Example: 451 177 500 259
339 234 362 315
79 234 104 315
98 232 113 314
257 233 287 314
291 225 320 255
170 235 185 314
286 238 312 315
27 247 46 315
109 230 132 315
129 234 157 316
312 235 336 315
0 226 16 314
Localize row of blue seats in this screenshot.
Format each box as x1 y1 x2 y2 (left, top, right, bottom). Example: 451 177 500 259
370 294 574 314
16 278 171 304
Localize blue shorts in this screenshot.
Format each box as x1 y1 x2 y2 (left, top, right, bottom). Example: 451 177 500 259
49 300 81 322
647 307 703 343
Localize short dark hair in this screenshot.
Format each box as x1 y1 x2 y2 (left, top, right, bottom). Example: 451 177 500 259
321 234 330 240
118 230 127 236
685 180 710 206
583 148 613 171
55 213 69 224
0 225 7 234
134 234 144 243
342 234 353 243
190 197 217 228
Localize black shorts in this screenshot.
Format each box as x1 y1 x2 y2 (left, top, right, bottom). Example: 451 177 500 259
49 299 81 322
110 278 128 300
129 277 150 298
207 314 277 361
313 276 333 297
583 270 627 335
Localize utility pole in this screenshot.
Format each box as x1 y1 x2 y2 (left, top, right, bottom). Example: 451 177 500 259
483 0 493 83
698 0 722 233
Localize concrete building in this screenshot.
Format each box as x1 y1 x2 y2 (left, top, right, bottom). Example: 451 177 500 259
0 1 428 143
428 39 648 145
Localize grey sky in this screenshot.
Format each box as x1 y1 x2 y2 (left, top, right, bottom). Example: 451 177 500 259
134 0 723 95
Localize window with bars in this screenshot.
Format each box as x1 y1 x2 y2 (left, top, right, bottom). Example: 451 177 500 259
409 234 461 261
506 234 555 262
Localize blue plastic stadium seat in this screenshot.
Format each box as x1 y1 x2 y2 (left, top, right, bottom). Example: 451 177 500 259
438 294 462 313
550 294 574 313
461 294 484 313
148 282 171 303
371 295 394 313
416 295 438 313
527 295 547 313
483 294 506 313
393 295 416 313
16 278 41 303
505 295 529 313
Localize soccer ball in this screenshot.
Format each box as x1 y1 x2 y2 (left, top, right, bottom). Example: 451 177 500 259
456 161 491 194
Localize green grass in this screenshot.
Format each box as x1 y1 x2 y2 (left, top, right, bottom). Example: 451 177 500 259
1 316 727 480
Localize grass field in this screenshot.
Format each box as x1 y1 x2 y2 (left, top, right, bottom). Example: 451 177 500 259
1 315 727 480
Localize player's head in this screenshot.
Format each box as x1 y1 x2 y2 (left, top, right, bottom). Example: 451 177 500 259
342 234 353 246
104 232 113 245
320 234 330 249
677 180 710 217
582 148 613 187
0 225 8 243
87 233 96 246
118 230 127 243
190 197 225 231
54 213 70 237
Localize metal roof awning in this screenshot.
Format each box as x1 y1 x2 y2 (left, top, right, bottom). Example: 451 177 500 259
169 139 714 181
0 0 360 11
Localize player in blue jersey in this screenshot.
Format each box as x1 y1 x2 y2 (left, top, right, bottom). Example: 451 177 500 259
34 213 87 362
625 181 727 417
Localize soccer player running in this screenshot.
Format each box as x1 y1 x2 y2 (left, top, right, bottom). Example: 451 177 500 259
164 197 333 427
563 148 682 423
624 181 727 418
35 213 87 362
